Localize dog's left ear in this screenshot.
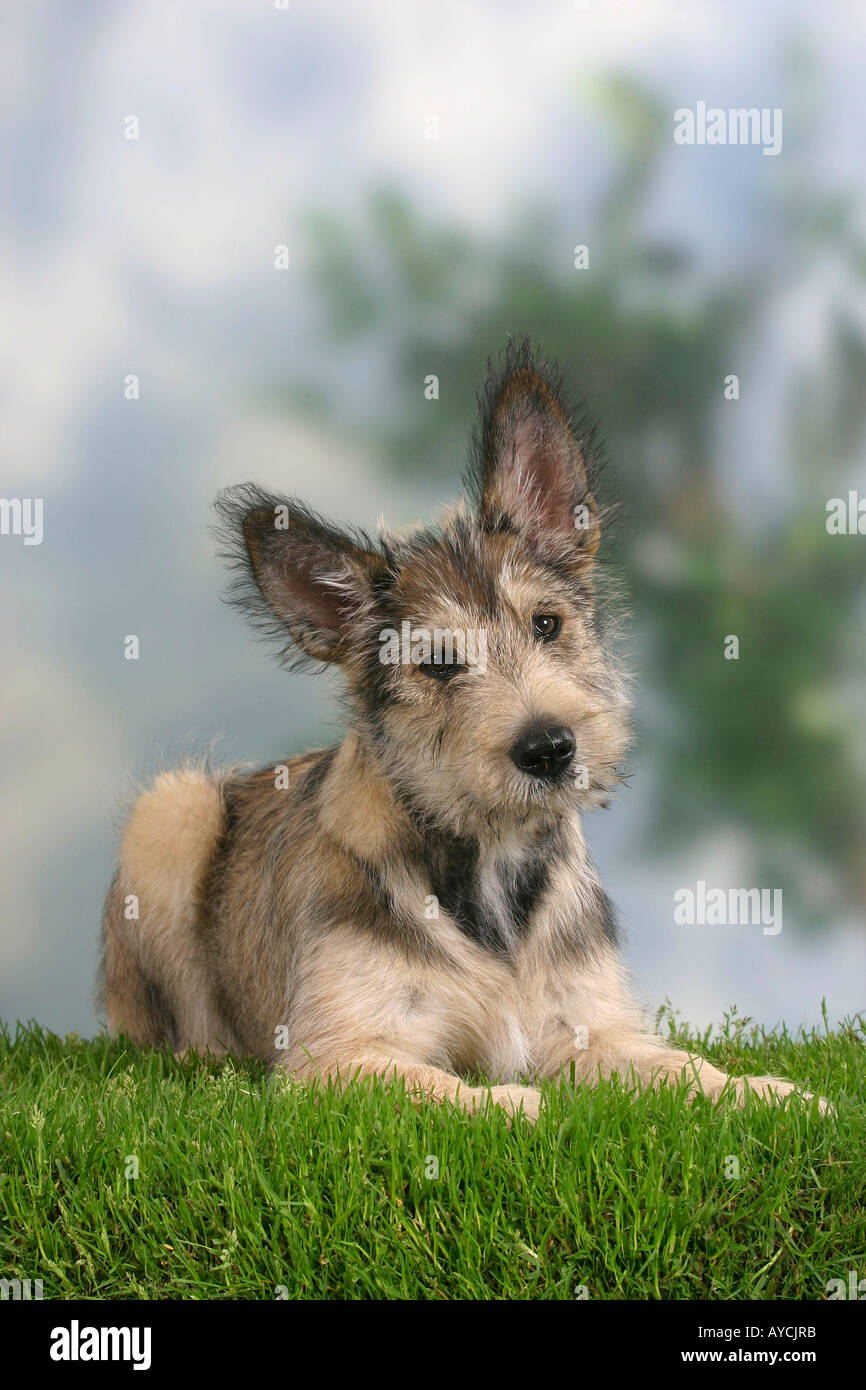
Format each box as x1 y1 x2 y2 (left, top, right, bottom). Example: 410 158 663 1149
473 354 600 562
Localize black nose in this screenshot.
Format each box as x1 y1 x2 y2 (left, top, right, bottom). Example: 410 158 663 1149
509 725 576 781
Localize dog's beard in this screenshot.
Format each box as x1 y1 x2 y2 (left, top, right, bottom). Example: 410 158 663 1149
378 718 625 840
406 765 597 841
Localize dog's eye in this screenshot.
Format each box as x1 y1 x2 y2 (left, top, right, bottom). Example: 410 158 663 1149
532 614 561 643
419 659 462 682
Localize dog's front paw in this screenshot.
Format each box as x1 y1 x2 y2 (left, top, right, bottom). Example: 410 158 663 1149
467 1084 542 1124
730 1074 830 1114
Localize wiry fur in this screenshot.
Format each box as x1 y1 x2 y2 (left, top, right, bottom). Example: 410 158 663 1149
99 339 821 1120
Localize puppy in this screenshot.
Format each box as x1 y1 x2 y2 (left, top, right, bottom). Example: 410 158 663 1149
100 340 819 1120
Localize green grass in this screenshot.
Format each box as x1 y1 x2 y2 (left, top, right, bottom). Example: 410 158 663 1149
1 1010 863 1300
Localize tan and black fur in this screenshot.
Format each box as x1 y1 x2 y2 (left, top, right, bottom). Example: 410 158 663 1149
99 340 819 1120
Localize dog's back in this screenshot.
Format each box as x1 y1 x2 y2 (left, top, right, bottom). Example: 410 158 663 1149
100 741 413 1061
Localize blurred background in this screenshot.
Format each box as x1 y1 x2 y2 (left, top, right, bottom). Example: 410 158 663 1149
1 0 864 1038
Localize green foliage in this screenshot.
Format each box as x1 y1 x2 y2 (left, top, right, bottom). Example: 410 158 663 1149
1 1019 863 1300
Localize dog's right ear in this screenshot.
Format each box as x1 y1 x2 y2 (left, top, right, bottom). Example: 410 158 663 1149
214 485 387 666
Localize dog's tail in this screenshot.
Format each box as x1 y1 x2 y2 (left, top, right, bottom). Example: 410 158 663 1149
97 768 226 1051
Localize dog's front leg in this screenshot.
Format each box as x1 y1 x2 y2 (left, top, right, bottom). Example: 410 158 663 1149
286 1050 542 1122
539 1026 819 1108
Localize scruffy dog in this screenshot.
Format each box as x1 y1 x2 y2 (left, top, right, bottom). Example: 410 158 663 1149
99 341 817 1120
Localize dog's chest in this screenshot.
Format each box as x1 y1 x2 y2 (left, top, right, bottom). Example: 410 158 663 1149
424 831 552 955
413 834 566 1079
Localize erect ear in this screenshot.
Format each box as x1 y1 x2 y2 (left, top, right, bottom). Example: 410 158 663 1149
215 485 386 665
473 350 600 562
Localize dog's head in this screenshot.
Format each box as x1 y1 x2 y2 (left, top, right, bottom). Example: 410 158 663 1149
217 341 631 838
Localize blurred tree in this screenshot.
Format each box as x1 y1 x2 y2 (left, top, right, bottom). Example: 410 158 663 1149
294 68 865 928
